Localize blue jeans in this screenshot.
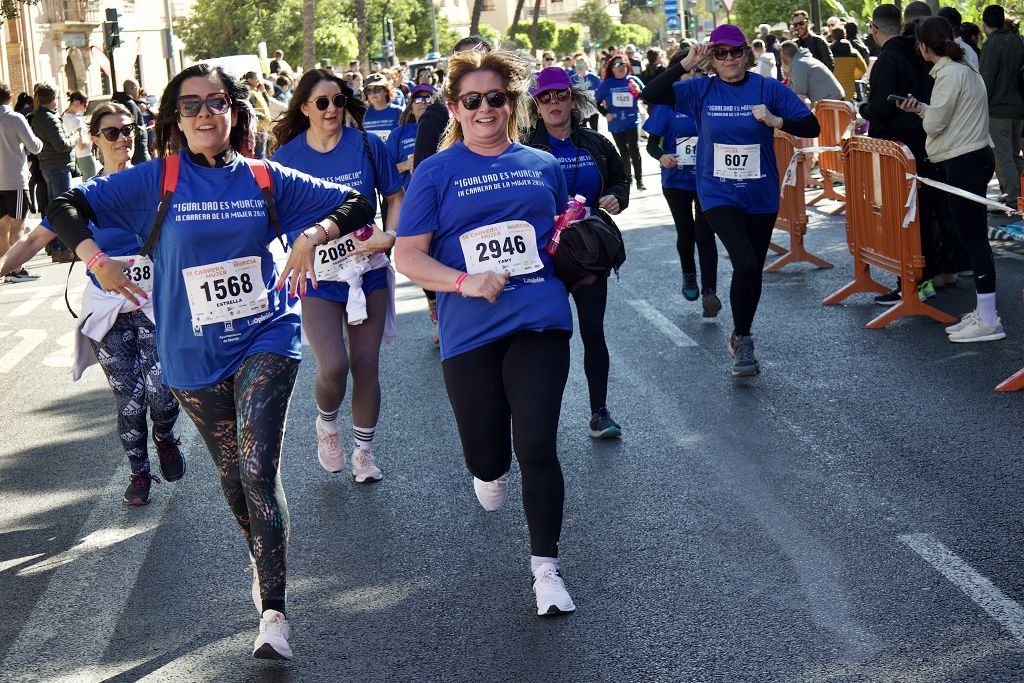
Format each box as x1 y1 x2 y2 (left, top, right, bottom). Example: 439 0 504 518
41 166 71 202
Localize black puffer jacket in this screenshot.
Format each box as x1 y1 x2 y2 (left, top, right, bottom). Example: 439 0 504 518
524 118 630 212
858 35 929 161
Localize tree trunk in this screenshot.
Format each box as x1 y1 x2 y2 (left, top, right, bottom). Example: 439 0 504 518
508 0 528 37
302 0 316 71
356 0 369 73
470 0 484 36
528 0 542 51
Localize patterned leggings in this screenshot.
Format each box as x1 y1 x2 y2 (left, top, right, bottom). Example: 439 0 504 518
89 310 179 474
172 352 299 616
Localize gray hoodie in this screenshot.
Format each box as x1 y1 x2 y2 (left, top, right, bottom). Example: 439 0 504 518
787 47 845 103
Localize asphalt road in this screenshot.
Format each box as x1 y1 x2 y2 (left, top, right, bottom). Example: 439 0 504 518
3 152 1024 682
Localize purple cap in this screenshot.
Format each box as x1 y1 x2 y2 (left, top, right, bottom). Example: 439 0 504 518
410 84 436 97
709 24 747 47
530 67 572 96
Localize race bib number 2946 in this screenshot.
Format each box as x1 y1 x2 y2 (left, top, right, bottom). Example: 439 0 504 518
460 221 543 277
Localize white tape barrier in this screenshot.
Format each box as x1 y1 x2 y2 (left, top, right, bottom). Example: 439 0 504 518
903 173 1020 229
781 146 843 194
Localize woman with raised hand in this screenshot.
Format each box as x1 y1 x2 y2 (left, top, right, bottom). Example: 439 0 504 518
644 25 819 377
0 102 182 507
272 68 403 483
395 49 577 616
49 63 375 661
594 55 646 190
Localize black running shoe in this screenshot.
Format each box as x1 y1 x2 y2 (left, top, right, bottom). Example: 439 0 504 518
874 288 901 306
731 335 760 377
123 472 160 506
155 433 186 482
589 407 622 439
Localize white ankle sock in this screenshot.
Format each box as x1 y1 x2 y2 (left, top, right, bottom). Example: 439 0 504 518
353 424 376 451
531 556 558 573
977 292 998 325
318 406 339 432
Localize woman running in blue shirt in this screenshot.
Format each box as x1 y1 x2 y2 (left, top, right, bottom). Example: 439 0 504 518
49 63 376 661
361 73 404 142
595 56 646 190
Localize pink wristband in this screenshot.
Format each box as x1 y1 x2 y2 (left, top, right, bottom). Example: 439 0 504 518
454 272 468 297
86 251 107 270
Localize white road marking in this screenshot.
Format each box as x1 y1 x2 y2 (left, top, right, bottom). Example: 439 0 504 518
899 533 1024 644
42 330 75 368
626 299 698 347
7 286 62 317
0 329 47 373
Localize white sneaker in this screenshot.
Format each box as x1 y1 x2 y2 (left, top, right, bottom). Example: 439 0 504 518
473 473 509 511
532 563 576 616
351 446 383 483
945 310 978 335
248 556 261 615
948 317 1006 343
253 609 292 660
315 417 345 473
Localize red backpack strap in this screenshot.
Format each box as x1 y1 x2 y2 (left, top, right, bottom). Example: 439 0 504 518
242 158 285 250
141 154 180 258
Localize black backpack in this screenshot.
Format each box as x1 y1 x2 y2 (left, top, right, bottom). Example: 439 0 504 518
550 209 626 292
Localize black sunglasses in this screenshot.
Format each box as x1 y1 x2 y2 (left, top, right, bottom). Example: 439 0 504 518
412 95 433 103
311 94 347 111
611 60 625 67
792 20 807 27
177 92 231 118
364 86 386 95
543 57 555 62
458 90 509 110
535 88 571 105
98 123 138 142
712 47 746 60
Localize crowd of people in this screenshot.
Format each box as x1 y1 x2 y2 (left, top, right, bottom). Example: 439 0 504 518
0 1 1022 664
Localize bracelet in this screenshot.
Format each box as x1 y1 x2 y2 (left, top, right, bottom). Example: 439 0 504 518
303 227 324 246
454 272 468 297
317 223 331 243
86 251 108 271
384 229 397 238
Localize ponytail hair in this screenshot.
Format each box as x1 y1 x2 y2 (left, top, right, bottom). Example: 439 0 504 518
916 16 965 62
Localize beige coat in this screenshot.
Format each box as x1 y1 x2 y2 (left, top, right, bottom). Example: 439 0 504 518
919 57 991 163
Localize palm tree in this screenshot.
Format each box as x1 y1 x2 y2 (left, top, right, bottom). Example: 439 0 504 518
507 0 528 37
302 0 316 71
356 0 369 72
528 0 542 48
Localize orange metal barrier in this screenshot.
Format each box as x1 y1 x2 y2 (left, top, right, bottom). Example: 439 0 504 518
808 100 856 215
765 131 833 272
822 136 955 329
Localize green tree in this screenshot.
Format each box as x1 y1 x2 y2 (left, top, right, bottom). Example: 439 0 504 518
1 0 40 23
508 31 533 52
475 23 502 50
607 23 652 48
555 23 583 56
571 0 613 45
532 18 559 52
622 7 661 36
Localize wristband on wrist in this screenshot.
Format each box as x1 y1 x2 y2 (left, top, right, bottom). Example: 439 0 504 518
454 272 468 297
318 223 331 243
303 227 324 246
86 251 108 271
384 229 397 238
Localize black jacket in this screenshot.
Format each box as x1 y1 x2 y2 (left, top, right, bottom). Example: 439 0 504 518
796 33 835 71
413 99 449 167
525 118 630 212
858 35 928 160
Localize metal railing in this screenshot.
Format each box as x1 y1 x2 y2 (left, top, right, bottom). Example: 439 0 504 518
40 0 102 24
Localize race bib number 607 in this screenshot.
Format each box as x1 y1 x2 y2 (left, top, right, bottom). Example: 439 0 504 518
460 221 543 277
182 256 268 327
713 143 761 180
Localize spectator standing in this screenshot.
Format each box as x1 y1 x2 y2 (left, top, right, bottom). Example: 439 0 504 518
830 29 867 99
781 41 845 102
0 81 43 279
624 45 643 76
244 71 272 158
269 49 292 74
979 4 1024 210
111 79 150 164
752 40 778 78
960 23 983 58
274 75 294 103
845 19 871 62
639 49 666 85
937 7 979 72
30 84 76 205
792 10 835 70
62 91 97 180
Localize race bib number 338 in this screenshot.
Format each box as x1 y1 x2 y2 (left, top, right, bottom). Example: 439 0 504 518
182 256 268 326
121 254 154 294
713 143 761 180
460 221 543 277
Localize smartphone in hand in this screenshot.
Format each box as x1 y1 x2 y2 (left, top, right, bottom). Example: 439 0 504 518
887 94 909 105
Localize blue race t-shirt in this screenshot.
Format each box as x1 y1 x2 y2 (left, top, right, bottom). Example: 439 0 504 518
674 74 811 213
73 151 351 390
41 216 142 290
643 104 698 191
386 121 418 190
546 133 602 208
595 76 643 133
397 141 573 361
272 126 403 302
362 104 403 141
571 71 602 95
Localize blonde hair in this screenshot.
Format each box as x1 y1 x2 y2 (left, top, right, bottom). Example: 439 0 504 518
440 49 533 151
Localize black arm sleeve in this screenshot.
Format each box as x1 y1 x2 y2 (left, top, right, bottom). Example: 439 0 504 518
325 190 374 236
779 113 821 139
48 188 99 254
641 63 684 107
646 133 663 160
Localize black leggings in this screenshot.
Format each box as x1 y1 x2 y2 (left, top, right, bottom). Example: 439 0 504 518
703 205 777 337
662 187 718 292
941 147 997 294
611 128 643 183
571 276 609 413
441 330 570 557
172 352 299 616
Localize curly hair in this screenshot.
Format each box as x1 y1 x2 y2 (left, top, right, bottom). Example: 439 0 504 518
154 63 253 158
528 80 597 126
269 68 367 151
440 49 533 150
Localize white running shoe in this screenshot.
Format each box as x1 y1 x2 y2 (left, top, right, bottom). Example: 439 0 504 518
351 446 383 483
253 609 292 660
945 310 978 335
315 417 345 473
948 317 1006 343
473 473 509 511
532 563 576 616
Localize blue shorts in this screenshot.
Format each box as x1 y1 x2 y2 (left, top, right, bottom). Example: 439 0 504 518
300 265 390 303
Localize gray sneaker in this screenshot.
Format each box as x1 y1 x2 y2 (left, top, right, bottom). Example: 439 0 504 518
731 335 760 377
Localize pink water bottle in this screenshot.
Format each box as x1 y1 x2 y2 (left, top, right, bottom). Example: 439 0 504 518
353 224 375 240
627 79 640 98
547 195 587 255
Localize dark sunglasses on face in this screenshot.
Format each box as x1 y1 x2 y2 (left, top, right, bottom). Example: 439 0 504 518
612 61 625 67
712 47 746 60
98 123 138 141
365 86 385 95
458 89 509 110
792 20 807 27
535 88 571 105
311 94 347 111
177 92 231 118
544 57 555 62
412 95 432 103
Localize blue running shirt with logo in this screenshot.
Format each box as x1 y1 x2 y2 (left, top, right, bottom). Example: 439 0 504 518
643 104 698 191
386 121 418 190
546 133 601 207
361 104 403 141
397 142 573 361
595 76 643 133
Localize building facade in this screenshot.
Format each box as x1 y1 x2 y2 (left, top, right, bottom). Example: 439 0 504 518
439 0 620 43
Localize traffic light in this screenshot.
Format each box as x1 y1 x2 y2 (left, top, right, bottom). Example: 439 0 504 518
684 9 696 31
645 0 654 6
103 8 121 49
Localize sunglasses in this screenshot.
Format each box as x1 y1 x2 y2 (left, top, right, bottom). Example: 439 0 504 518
792 20 807 27
712 47 746 60
611 61 625 67
412 95 433 103
364 86 386 95
311 94 347 111
543 57 555 62
535 88 571 105
98 123 138 142
177 92 231 118
457 89 509 110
